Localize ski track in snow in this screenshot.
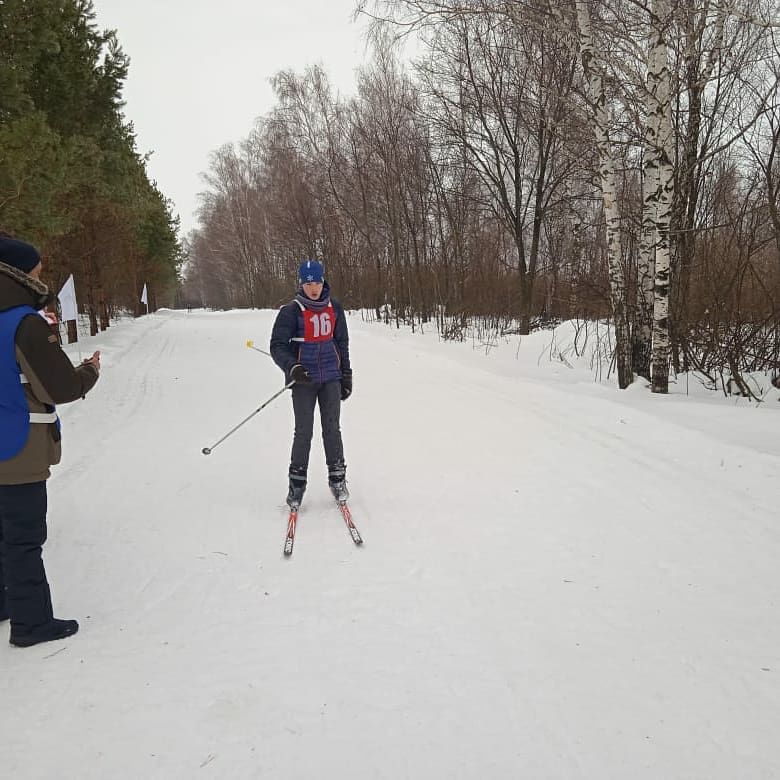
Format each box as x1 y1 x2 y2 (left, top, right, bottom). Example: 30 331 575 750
2 309 779 780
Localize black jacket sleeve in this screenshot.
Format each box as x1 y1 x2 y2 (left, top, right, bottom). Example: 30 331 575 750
15 314 98 403
269 303 300 377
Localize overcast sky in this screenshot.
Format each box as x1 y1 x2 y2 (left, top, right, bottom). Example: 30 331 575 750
92 1 373 236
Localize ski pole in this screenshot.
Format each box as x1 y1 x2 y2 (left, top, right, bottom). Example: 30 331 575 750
202 381 294 455
246 339 271 357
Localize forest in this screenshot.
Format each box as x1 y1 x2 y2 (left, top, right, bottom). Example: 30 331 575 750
0 0 181 333
186 0 780 394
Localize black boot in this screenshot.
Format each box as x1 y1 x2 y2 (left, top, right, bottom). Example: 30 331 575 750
328 462 349 503
286 466 307 509
10 618 79 648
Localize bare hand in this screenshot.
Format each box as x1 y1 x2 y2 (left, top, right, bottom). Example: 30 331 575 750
82 350 101 372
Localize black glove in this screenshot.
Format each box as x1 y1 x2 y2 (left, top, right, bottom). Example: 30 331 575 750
290 364 312 384
340 370 352 401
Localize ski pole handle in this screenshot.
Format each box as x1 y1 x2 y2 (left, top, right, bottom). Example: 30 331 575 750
202 381 294 455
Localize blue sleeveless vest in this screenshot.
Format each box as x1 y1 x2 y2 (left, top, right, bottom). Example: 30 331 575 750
292 300 342 383
0 305 56 461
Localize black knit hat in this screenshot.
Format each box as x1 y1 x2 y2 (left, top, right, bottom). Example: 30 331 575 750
0 237 41 274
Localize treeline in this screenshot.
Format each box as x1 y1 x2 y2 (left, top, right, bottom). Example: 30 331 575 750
0 0 180 332
185 0 780 392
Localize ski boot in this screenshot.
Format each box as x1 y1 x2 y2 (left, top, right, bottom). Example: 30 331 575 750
328 462 349 504
286 466 307 509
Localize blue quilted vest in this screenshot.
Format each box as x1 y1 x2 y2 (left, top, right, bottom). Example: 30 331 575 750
0 305 57 461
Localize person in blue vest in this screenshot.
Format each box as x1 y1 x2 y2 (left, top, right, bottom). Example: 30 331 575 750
270 259 352 508
0 236 100 647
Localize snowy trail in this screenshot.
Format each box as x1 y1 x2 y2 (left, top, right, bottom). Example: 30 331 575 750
2 309 779 779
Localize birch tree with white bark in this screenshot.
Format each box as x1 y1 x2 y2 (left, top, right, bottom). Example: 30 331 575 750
572 0 634 388
644 0 675 393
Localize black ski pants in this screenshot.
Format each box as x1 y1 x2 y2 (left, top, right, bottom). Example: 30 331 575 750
0 481 54 631
290 380 344 474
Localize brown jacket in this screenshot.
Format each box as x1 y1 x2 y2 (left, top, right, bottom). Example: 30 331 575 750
0 262 99 484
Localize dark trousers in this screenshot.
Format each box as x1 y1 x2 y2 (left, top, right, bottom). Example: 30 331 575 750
0 481 54 631
290 380 344 473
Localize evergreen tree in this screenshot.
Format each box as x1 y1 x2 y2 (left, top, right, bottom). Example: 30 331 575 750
0 0 180 316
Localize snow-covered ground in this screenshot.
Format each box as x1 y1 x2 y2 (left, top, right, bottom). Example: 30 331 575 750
3 308 779 779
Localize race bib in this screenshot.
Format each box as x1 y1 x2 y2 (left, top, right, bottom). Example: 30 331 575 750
302 307 334 343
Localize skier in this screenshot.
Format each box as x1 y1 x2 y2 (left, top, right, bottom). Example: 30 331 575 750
0 236 100 647
270 259 352 509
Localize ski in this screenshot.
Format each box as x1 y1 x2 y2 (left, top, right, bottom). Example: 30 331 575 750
283 508 298 556
284 502 362 556
337 501 363 546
